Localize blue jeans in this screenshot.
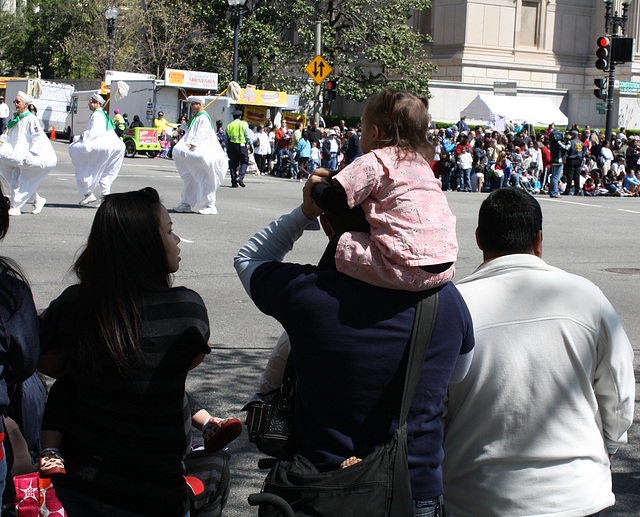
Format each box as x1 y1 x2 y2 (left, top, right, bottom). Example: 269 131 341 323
290 153 299 178
491 173 505 190
549 163 563 197
307 159 321 173
276 147 288 172
54 485 190 517
460 168 471 191
323 154 337 170
413 497 441 517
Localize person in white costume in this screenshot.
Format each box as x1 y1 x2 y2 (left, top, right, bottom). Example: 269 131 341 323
172 96 227 215
0 90 56 216
443 188 635 517
68 93 125 206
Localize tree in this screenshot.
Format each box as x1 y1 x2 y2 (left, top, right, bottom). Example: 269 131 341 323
236 0 435 102
0 0 435 106
132 0 210 77
0 0 105 78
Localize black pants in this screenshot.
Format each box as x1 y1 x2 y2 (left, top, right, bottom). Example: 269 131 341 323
228 143 248 185
565 158 582 195
255 154 269 174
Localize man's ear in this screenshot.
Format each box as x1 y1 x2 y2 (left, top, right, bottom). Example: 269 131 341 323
533 230 542 258
475 227 483 251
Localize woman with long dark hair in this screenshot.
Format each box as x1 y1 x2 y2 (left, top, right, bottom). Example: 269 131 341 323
39 187 214 516
0 184 40 500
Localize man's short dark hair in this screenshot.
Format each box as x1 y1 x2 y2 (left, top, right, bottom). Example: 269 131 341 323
477 188 542 254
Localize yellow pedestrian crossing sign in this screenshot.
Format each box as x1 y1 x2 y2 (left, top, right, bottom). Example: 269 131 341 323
306 55 332 84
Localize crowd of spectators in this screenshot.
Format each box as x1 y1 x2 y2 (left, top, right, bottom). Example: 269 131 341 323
237 118 362 179
429 121 640 197
230 116 640 198
113 107 640 199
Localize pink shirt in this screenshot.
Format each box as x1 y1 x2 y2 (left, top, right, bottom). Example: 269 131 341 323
334 147 458 267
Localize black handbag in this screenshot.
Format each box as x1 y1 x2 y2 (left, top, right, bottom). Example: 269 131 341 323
243 357 296 460
258 292 439 517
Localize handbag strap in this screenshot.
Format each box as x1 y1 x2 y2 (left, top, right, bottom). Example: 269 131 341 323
280 355 296 396
398 291 439 426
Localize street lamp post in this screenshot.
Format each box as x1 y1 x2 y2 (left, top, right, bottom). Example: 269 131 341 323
105 6 119 71
602 0 629 142
228 0 247 83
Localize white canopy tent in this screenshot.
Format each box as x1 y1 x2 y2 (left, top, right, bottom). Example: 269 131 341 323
459 94 568 126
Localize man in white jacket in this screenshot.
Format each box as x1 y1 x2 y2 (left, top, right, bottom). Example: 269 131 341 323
0 90 57 215
68 93 125 206
443 187 635 517
172 96 227 215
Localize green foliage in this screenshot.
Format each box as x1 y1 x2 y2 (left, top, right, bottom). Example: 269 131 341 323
133 0 209 76
238 0 435 102
0 0 435 105
0 0 105 77
324 115 361 127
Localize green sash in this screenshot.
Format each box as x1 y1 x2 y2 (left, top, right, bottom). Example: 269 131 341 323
188 110 213 129
6 111 33 131
96 109 116 131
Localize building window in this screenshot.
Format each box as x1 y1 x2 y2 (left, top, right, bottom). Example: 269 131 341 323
411 7 432 38
520 1 540 47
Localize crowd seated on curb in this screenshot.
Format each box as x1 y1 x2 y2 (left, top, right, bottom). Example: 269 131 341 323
429 122 640 197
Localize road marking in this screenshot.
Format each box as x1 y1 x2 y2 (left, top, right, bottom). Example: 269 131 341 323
50 172 179 179
123 163 175 169
180 238 194 243
539 198 602 207
119 174 179 179
617 209 640 214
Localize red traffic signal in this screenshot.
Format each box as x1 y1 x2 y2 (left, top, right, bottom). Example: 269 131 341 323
326 80 338 100
596 36 610 70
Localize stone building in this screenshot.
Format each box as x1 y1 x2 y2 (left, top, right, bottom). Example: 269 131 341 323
419 0 640 127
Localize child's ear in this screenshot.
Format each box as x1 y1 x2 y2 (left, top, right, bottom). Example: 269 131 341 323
372 124 381 140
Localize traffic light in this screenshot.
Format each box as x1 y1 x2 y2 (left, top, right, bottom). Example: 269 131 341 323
611 36 634 64
594 78 607 100
596 36 610 71
326 80 338 100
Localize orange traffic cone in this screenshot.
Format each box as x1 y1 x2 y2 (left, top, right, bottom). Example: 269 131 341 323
50 126 56 140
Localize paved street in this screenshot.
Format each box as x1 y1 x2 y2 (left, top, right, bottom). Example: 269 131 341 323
4 140 639 516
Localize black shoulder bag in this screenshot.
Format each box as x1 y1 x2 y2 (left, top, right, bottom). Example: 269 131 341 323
243 356 296 460
258 292 439 517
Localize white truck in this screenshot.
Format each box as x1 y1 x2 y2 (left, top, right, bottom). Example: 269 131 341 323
5 79 74 138
68 90 97 141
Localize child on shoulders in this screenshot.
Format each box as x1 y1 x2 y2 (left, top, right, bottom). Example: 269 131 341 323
311 88 457 292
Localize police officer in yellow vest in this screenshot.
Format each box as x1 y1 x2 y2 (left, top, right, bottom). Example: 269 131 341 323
225 109 251 188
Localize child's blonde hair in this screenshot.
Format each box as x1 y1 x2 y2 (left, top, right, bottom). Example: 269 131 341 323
364 88 435 162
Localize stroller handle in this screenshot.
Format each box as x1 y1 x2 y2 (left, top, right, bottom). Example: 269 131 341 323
248 493 295 517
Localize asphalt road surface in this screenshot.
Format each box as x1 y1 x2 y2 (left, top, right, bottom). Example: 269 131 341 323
4 141 639 516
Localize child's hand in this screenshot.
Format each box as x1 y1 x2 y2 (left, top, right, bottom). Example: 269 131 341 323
312 168 333 179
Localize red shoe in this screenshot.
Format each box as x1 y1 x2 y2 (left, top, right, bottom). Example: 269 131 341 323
203 417 243 452
40 450 66 478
